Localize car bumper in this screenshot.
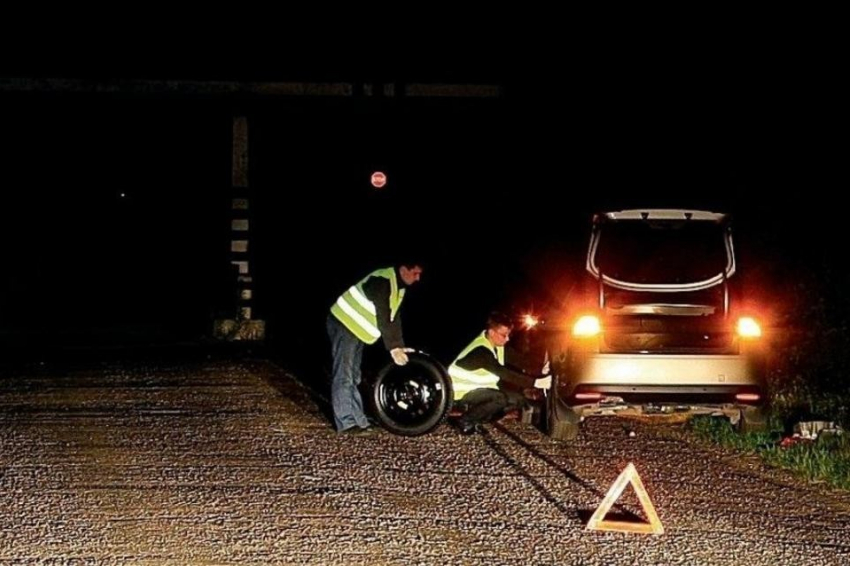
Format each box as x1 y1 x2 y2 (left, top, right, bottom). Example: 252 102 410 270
558 352 766 415
566 352 763 385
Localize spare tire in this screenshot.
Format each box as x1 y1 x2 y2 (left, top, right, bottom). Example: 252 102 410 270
370 351 453 436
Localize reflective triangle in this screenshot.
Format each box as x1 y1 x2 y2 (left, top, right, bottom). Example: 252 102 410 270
587 462 664 535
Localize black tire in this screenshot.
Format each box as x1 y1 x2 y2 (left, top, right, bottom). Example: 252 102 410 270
547 377 580 441
738 406 768 434
370 352 453 437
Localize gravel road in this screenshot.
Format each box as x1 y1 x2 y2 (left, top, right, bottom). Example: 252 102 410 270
2 360 849 565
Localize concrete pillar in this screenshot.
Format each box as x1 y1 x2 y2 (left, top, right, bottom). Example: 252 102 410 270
213 116 265 341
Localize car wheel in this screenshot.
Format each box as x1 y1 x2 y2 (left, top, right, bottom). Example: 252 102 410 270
546 377 580 441
738 406 768 434
370 352 453 436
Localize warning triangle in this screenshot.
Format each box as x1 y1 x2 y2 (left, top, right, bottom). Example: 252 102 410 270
586 462 664 534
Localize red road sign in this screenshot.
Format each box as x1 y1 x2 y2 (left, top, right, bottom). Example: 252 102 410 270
371 171 387 188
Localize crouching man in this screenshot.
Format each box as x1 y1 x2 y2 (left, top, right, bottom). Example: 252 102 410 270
448 311 551 434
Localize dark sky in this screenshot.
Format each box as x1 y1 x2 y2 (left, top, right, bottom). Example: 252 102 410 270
0 52 844 363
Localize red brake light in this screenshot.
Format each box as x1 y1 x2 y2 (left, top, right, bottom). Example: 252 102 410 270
736 392 761 402
575 392 603 401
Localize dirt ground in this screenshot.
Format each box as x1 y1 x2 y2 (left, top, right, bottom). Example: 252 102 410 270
2 359 849 565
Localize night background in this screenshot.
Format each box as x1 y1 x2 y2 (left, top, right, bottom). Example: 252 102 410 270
5 41 850 565
0 51 845 391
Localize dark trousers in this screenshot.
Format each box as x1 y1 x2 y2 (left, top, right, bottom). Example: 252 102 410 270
458 388 527 426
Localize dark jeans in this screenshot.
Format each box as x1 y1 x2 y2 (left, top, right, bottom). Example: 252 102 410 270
327 314 369 432
458 388 527 427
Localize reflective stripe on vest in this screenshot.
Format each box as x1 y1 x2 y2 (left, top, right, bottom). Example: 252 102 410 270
330 267 406 344
448 331 505 400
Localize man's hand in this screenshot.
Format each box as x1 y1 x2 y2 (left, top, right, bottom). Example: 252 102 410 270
534 375 552 390
390 347 409 366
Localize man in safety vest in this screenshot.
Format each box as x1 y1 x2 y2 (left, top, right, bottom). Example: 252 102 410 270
449 311 551 435
328 261 424 434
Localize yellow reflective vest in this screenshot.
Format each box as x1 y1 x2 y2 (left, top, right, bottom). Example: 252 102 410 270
330 267 405 344
448 331 504 400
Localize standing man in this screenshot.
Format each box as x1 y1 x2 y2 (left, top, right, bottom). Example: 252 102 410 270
449 311 551 434
328 261 424 434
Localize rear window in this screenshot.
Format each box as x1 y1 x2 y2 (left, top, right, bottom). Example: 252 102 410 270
594 220 729 284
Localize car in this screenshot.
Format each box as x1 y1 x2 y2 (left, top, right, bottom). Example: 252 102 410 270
545 209 768 440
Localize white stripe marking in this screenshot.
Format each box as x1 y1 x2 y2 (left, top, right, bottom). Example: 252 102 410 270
336 297 380 338
349 286 377 314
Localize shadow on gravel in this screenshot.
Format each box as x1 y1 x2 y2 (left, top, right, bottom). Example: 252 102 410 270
491 423 644 523
576 509 643 524
263 362 336 430
266 346 389 432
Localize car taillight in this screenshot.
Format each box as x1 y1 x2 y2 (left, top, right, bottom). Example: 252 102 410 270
736 392 761 402
573 315 601 337
736 317 762 339
575 392 603 401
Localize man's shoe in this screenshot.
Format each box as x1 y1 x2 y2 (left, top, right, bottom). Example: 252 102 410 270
340 426 380 436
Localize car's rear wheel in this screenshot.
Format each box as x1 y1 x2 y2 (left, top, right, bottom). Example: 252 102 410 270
738 406 768 434
370 352 453 436
546 377 580 441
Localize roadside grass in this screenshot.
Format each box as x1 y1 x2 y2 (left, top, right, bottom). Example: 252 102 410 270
690 415 850 491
